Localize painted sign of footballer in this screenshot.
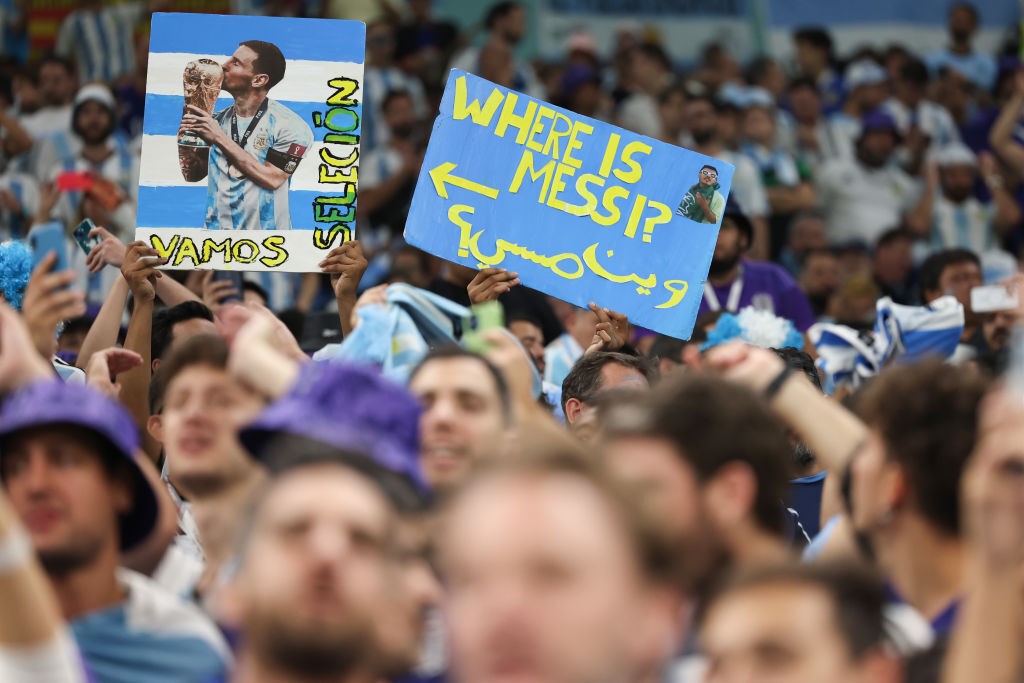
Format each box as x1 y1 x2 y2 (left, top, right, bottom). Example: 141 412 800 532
179 40 313 231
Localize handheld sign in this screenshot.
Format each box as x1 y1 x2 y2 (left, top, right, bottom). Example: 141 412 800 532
136 13 363 272
404 70 733 340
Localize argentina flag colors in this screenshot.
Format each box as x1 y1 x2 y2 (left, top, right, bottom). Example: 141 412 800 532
137 13 364 272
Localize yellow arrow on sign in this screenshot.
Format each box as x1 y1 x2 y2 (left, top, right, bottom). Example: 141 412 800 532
429 161 500 200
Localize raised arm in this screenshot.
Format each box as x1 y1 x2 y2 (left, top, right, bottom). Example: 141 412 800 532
989 70 1024 174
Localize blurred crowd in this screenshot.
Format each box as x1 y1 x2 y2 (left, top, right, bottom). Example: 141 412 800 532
1 1 1024 683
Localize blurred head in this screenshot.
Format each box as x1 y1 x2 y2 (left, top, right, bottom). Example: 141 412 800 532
787 77 823 124
948 2 979 45
658 85 688 137
709 213 750 277
486 2 526 45
602 374 792 581
741 104 776 146
919 248 982 319
441 448 681 683
229 461 401 679
746 57 786 99
151 301 217 372
851 360 986 540
936 144 978 203
788 210 828 255
894 57 929 104
409 348 511 492
983 308 1019 352
382 89 417 140
686 95 718 146
72 93 116 145
156 335 265 499
700 563 901 683
38 56 76 106
507 314 546 374
793 27 834 76
561 352 654 428
856 128 898 168
629 43 672 91
241 280 269 308
800 249 840 300
366 20 397 65
1 425 131 576
872 228 914 286
478 39 515 88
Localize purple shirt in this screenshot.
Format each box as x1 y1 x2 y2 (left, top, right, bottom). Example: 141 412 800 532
698 259 816 332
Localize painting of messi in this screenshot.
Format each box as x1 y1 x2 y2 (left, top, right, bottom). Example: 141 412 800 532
137 13 365 271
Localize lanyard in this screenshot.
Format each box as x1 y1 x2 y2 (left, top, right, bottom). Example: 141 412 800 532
704 270 744 312
230 98 269 149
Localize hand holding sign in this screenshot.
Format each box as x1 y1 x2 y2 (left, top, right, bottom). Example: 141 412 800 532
585 303 628 355
468 267 520 304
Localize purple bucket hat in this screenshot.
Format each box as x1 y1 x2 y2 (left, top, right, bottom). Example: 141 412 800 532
240 361 426 491
0 380 158 551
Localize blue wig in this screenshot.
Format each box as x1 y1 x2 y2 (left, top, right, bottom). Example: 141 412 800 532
0 240 32 311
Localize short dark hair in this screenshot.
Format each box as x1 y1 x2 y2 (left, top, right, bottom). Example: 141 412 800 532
561 351 654 414
240 40 286 90
875 227 913 250
151 301 214 364
635 43 672 72
484 1 520 30
899 57 930 87
241 280 269 306
37 53 76 76
917 248 980 299
793 27 834 57
744 56 779 87
644 374 793 535
409 346 513 426
647 334 686 364
701 561 890 660
700 164 719 175
786 75 820 95
153 334 229 406
771 347 822 392
857 359 987 535
949 2 979 23
505 311 543 331
381 88 413 113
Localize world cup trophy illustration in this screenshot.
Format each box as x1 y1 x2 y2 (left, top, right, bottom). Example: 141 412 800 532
178 59 223 182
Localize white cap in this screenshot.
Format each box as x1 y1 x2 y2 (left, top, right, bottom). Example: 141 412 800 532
844 59 887 90
73 83 116 111
934 142 977 168
742 86 775 109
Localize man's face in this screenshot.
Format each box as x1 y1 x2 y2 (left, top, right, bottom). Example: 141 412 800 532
742 106 775 145
702 583 877 683
569 363 651 432
234 465 399 679
497 5 526 45
857 83 889 112
443 473 662 683
937 260 983 313
375 517 443 676
222 45 261 94
789 217 827 253
940 164 976 202
384 94 417 140
154 318 218 372
2 428 128 575
873 238 912 284
508 320 546 374
801 253 840 298
788 85 822 123
39 63 75 106
849 430 900 535
410 357 507 491
698 167 718 187
794 40 826 75
857 130 896 168
949 6 976 43
710 222 746 274
161 364 264 497
983 309 1019 352
658 91 686 134
686 100 717 145
74 100 114 145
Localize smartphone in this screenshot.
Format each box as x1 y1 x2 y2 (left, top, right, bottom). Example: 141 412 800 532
211 270 244 303
462 300 505 353
971 284 1019 313
55 170 94 192
72 218 101 255
29 222 70 274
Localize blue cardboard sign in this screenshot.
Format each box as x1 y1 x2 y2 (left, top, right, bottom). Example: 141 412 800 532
136 13 364 272
405 70 733 339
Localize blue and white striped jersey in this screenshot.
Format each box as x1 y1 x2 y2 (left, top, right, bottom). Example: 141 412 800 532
55 4 144 83
203 99 313 231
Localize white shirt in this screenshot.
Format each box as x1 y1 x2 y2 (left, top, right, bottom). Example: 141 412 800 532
930 194 995 254
716 150 769 218
882 98 960 148
18 106 72 141
617 92 661 138
816 157 920 245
